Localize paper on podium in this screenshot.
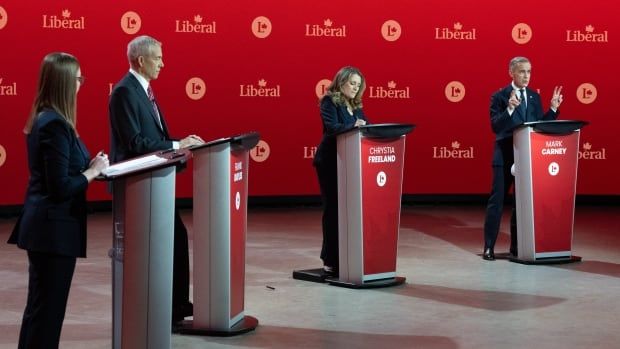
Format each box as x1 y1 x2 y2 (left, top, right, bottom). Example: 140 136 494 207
102 154 167 176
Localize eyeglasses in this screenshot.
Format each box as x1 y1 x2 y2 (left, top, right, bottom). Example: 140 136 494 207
76 76 85 85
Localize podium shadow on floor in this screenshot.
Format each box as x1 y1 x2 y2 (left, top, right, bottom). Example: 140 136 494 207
176 325 458 349
376 283 565 312
548 260 620 278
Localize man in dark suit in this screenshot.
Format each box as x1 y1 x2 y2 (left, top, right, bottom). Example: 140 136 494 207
482 56 564 261
108 35 204 323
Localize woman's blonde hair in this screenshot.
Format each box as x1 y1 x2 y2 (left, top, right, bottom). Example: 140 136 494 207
323 66 365 110
24 52 80 134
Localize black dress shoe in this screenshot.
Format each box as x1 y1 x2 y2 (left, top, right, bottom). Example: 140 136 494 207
172 302 193 323
482 248 495 261
322 265 339 278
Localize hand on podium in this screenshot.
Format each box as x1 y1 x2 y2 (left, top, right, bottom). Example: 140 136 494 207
180 134 205 148
354 119 366 127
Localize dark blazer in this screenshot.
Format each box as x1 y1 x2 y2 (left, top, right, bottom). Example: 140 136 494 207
109 73 174 163
9 110 90 257
313 96 368 168
489 84 558 166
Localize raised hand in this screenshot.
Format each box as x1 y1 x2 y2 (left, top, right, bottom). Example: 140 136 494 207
551 85 563 109
508 89 522 110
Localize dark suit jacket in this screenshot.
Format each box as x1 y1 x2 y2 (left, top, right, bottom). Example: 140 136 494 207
313 96 368 168
109 73 175 163
9 110 90 257
489 84 558 166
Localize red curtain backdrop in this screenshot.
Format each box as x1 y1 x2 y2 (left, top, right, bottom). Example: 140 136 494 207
0 0 617 205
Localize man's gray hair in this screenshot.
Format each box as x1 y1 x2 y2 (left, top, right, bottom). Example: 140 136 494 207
127 35 162 67
509 56 530 72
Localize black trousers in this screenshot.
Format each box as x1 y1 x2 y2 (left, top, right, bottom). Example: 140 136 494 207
18 251 76 349
483 165 518 253
172 209 190 310
315 162 339 269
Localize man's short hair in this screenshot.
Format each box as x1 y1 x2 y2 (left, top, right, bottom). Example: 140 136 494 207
127 35 161 66
509 56 530 72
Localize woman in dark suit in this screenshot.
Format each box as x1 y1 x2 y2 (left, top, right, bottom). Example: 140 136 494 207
313 66 369 275
8 52 109 349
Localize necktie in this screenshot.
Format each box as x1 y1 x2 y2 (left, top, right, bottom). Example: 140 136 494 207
146 86 163 129
519 88 528 120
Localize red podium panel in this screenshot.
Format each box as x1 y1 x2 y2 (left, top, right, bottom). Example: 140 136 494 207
177 133 259 336
513 120 587 264
333 124 413 288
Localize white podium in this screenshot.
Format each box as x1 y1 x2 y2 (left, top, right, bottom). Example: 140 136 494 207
512 120 587 264
176 133 259 336
101 149 190 349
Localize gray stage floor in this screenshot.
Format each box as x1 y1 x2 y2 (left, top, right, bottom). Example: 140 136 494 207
1 205 619 348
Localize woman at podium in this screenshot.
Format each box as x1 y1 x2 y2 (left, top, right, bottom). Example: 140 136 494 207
313 66 369 276
8 52 109 348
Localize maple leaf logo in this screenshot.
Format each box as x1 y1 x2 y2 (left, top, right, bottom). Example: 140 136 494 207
453 22 463 30
585 25 594 33
260 23 268 30
387 81 396 89
390 26 398 34
194 15 203 23
324 19 332 27
62 9 71 18
451 141 460 149
583 142 592 150
258 79 267 87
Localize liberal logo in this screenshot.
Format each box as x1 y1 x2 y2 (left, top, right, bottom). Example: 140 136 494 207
305 19 346 37
368 81 410 99
252 16 272 38
548 162 560 176
435 22 477 40
42 9 85 30
240 79 281 97
566 25 608 43
304 146 317 159
0 6 8 30
0 144 6 167
512 23 532 44
250 140 270 162
0 77 17 96
186 77 206 100
175 14 216 34
433 141 475 159
315 79 331 99
445 81 465 102
579 142 607 160
381 20 401 42
121 11 141 35
576 83 597 104
376 171 387 187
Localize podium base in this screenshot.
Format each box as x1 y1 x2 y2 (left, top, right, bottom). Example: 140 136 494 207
326 276 406 289
173 316 258 337
292 268 332 283
509 255 582 265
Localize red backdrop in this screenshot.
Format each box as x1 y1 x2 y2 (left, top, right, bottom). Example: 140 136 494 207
0 0 617 205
